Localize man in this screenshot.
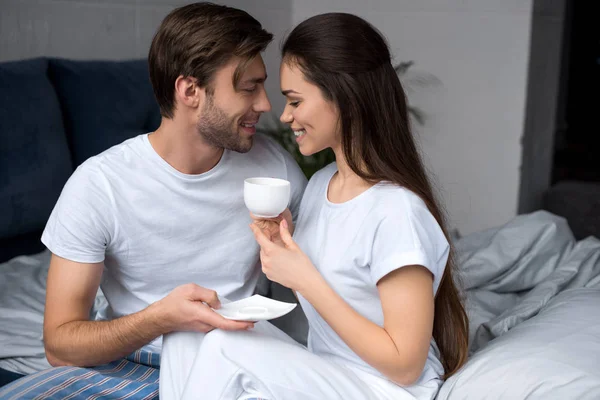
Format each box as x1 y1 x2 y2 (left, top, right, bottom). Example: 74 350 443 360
0 3 306 398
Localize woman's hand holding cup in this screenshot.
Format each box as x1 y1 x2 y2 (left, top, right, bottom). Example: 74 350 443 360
244 177 293 244
250 209 294 244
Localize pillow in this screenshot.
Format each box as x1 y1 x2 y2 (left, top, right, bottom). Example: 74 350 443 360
48 58 161 166
437 288 600 399
0 58 73 260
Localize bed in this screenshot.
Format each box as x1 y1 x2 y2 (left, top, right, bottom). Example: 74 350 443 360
1 210 599 399
3 55 599 399
438 210 600 399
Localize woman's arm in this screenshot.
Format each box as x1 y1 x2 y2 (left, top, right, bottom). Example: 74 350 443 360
299 265 434 386
251 221 434 386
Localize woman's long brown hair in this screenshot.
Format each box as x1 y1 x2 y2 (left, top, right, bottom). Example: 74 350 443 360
282 13 469 378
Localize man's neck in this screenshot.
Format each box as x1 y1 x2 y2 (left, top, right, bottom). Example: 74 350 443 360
148 118 224 175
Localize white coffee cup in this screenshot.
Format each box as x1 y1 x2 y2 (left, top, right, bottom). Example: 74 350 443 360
244 177 291 218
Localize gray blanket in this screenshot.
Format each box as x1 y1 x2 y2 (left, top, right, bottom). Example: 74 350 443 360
438 210 600 399
457 210 600 353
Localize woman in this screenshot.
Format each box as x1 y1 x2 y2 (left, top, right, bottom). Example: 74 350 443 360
161 13 468 400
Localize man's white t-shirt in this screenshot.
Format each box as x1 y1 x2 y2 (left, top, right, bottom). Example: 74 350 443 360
41 133 307 352
293 163 448 398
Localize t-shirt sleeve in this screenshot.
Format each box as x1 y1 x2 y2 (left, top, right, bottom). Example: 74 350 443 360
283 151 308 225
370 201 449 293
41 162 113 264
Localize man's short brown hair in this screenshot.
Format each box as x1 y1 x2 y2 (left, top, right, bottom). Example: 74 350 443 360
148 2 273 118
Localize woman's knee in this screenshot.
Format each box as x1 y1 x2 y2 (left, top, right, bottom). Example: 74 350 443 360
162 330 206 357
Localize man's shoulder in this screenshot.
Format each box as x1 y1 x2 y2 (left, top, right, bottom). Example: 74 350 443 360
234 133 291 169
69 134 147 187
228 133 307 192
77 135 146 173
250 132 287 157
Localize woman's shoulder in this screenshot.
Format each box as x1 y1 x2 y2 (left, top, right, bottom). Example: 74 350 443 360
306 162 337 190
372 183 428 213
372 183 448 255
311 162 337 180
370 183 445 233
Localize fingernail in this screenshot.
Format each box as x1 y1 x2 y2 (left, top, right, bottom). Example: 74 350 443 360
282 219 288 229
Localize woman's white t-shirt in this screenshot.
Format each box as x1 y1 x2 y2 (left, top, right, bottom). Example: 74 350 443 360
293 163 449 397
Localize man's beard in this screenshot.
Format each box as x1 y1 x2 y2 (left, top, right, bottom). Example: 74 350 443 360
197 95 253 153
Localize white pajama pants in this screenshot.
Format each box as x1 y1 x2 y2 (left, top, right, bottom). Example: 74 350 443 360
159 322 425 400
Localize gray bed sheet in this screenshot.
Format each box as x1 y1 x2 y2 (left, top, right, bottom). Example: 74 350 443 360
0 250 51 375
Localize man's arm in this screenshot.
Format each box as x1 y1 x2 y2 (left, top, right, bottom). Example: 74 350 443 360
44 254 254 367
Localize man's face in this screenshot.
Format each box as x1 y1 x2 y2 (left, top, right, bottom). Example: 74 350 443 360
197 55 271 153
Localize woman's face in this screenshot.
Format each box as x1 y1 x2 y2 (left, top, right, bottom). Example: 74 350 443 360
279 62 340 156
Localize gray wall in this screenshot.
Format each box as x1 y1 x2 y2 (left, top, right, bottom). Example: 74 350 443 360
0 0 564 235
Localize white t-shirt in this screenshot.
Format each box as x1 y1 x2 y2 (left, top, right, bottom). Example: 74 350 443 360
293 163 448 398
41 133 307 352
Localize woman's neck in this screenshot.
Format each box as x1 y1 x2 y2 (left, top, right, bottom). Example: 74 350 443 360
329 146 374 204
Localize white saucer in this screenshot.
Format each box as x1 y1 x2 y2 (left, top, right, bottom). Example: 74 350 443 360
213 295 297 322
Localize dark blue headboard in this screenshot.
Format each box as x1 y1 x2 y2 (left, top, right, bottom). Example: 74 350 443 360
0 57 161 263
